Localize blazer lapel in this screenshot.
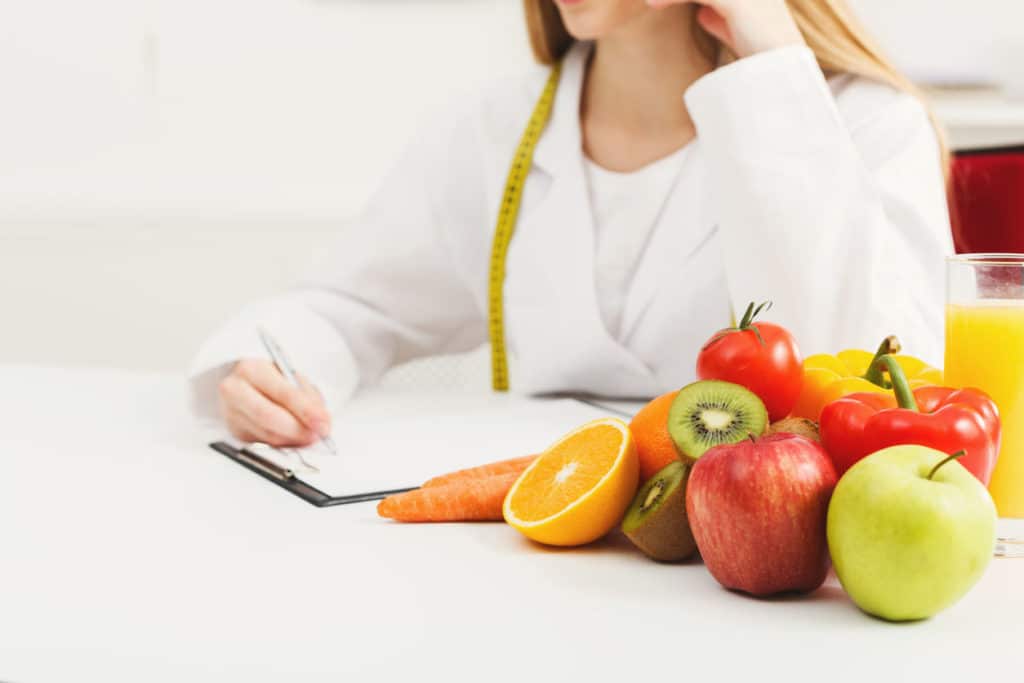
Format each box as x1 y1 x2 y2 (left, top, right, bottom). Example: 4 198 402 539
507 42 659 397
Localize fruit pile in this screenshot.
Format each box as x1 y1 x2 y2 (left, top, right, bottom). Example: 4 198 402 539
380 302 1002 623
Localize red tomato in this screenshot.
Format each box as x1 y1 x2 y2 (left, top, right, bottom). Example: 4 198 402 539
696 303 803 421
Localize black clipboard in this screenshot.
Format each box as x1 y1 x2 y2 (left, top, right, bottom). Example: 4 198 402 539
210 442 417 507
208 396 634 508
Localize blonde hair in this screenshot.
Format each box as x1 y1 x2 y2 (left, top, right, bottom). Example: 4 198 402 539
522 0 949 170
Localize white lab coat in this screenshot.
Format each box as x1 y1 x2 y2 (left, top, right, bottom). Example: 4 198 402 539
189 43 951 416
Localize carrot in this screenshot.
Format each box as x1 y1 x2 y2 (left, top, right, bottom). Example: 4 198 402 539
421 455 537 488
377 472 520 522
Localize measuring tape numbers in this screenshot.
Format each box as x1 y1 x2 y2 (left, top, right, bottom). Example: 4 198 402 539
487 63 562 391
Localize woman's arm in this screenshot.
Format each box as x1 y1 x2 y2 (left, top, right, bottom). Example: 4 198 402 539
650 0 950 361
684 47 951 362
189 108 488 439
647 0 806 58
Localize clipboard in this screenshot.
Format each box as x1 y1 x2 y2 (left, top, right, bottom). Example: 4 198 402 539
209 394 639 509
210 442 417 507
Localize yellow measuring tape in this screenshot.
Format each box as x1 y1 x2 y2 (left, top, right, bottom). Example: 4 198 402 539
488 64 562 391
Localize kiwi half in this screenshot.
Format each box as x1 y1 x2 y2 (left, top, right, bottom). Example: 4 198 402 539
667 380 768 460
622 461 696 562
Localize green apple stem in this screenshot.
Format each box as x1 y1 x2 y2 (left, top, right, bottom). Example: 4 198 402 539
874 354 919 411
861 336 902 388
928 450 967 480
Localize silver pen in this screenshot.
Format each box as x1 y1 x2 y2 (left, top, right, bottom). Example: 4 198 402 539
258 328 338 456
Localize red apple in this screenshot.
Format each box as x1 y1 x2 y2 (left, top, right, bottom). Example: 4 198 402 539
686 433 838 596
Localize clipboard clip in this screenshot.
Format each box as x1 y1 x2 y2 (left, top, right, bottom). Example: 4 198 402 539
209 441 417 507
236 446 295 481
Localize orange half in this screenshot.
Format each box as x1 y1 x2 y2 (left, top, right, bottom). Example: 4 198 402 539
503 418 639 547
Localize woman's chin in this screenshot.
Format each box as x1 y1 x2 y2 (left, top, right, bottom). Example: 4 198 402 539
560 13 621 41
555 0 654 41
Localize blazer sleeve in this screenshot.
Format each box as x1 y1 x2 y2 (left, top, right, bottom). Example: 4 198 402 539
684 46 952 365
187 109 489 419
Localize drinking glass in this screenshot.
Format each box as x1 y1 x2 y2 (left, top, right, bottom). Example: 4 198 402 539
945 254 1024 520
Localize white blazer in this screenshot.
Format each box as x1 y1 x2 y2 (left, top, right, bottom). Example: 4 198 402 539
189 43 952 416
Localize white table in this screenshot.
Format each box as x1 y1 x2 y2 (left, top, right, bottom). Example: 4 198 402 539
2 366 1022 683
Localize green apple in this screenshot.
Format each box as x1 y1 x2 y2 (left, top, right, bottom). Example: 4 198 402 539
827 444 996 621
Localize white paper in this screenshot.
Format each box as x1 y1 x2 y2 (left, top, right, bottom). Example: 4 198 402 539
244 392 625 497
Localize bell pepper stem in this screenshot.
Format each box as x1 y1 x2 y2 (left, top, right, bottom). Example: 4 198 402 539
874 354 919 411
928 450 966 480
862 336 903 387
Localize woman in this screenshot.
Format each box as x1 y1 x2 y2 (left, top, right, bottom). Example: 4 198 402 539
190 0 951 448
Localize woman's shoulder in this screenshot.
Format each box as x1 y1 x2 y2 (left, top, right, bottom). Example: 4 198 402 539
437 61 555 147
827 72 932 136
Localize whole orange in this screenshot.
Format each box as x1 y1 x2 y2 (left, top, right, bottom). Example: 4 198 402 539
630 391 683 483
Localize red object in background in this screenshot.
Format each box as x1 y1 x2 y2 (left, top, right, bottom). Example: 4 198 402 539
950 146 1024 254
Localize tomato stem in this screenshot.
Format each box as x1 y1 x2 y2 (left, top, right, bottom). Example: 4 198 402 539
928 450 966 480
703 301 773 350
735 301 774 345
737 302 755 328
738 301 771 328
862 336 902 388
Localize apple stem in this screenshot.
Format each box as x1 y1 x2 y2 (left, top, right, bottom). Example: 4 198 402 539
928 450 966 480
874 355 919 411
747 433 757 444
862 336 902 388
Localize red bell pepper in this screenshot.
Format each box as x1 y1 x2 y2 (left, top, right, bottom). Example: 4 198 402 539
820 355 1001 484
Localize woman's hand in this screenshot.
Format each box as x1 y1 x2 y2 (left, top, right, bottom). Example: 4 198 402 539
218 359 331 447
647 0 805 59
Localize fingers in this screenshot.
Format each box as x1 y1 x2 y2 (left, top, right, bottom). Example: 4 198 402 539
296 372 321 396
695 5 734 51
645 0 714 9
219 370 319 447
644 0 736 52
223 402 291 446
646 0 801 58
234 360 331 436
646 0 736 12
646 1 734 42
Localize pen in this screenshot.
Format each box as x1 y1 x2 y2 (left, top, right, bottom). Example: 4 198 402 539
258 328 338 456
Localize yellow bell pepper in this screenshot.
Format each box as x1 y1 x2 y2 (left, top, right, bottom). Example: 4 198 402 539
791 336 943 421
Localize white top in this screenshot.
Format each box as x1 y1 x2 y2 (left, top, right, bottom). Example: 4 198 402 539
188 42 951 416
3 366 1022 682
586 146 690 339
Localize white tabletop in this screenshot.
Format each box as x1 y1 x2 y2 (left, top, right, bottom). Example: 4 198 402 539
2 366 1022 683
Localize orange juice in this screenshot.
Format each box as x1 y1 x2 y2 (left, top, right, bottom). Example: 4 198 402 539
946 302 1024 517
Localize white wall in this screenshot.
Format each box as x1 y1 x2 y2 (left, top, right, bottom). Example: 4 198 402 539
0 0 532 221
0 0 530 372
851 0 1024 91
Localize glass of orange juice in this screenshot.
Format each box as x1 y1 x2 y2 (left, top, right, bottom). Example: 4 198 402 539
946 254 1024 518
